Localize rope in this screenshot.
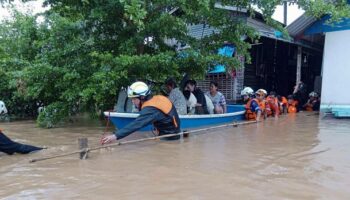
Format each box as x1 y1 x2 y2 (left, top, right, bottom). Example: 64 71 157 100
103 110 113 136
29 120 258 163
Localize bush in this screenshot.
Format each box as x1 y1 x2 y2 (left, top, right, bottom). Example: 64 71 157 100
37 102 69 128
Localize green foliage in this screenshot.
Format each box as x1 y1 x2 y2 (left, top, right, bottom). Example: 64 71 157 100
37 102 69 128
1 0 350 128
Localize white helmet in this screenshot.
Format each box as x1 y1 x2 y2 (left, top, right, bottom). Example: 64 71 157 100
241 87 254 96
0 100 8 114
255 89 267 96
127 81 150 98
309 91 318 98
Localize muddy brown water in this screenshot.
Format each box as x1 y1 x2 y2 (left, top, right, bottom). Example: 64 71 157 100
1 113 350 200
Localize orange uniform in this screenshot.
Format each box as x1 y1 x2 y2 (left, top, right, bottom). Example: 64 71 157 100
266 96 279 116
245 98 259 120
287 100 298 113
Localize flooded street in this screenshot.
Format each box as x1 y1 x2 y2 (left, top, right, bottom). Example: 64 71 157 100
1 113 350 200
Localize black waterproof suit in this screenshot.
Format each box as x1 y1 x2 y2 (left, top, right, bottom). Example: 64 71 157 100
0 131 43 155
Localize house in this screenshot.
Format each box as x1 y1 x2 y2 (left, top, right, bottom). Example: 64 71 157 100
186 7 322 104
288 13 350 117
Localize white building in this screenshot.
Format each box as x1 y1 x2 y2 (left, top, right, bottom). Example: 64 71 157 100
288 14 350 117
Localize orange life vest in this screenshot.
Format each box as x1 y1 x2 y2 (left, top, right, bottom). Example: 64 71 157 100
279 96 288 114
287 101 298 113
257 99 269 119
245 98 259 120
141 95 179 128
305 105 313 111
281 96 288 106
267 96 279 116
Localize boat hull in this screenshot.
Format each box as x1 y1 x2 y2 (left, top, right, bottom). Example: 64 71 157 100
104 105 245 131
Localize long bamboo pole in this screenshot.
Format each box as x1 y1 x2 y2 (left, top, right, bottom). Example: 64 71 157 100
29 120 258 163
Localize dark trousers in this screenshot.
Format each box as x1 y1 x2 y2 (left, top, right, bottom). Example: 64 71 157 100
0 132 43 155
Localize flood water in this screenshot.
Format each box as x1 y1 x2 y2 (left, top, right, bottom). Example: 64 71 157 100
1 113 350 200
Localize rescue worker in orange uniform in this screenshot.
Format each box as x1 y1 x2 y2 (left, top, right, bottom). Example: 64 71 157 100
266 91 280 117
241 87 261 121
101 81 181 144
287 95 299 113
277 95 288 114
255 89 269 119
303 92 320 111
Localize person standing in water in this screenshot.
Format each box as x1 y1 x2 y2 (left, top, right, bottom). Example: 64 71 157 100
241 87 261 121
101 81 181 144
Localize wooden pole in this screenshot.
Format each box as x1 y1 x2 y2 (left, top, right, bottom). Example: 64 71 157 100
296 46 302 84
29 120 258 163
78 138 88 159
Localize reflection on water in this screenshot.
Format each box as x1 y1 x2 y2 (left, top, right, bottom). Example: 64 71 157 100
1 113 350 199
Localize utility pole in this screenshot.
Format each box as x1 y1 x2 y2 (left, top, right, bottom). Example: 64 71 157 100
283 0 288 25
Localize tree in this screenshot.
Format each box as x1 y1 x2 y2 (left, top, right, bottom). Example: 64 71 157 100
0 0 349 127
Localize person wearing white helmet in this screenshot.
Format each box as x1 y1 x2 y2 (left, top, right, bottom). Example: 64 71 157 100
255 89 269 119
303 91 320 111
101 81 181 143
241 87 261 121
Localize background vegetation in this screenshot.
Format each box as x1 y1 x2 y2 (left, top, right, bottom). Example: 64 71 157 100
1 0 349 127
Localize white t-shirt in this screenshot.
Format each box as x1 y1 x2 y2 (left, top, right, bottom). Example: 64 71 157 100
205 95 214 114
186 92 197 114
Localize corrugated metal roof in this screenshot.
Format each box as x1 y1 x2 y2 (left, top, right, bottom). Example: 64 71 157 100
188 18 290 42
187 24 219 39
287 13 316 37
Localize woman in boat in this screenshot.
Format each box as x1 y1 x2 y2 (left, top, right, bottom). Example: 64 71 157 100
101 81 181 144
205 81 227 114
164 78 187 115
184 80 209 115
0 130 43 155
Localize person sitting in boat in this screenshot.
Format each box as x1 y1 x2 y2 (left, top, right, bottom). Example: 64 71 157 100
241 87 261 121
184 80 209 115
101 81 181 144
303 92 320 111
205 81 227 114
0 129 43 155
287 95 299 113
204 94 215 114
183 90 197 114
164 78 187 115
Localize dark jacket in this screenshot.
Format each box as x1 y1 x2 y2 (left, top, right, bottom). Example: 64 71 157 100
192 88 209 114
0 131 43 155
115 95 181 140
